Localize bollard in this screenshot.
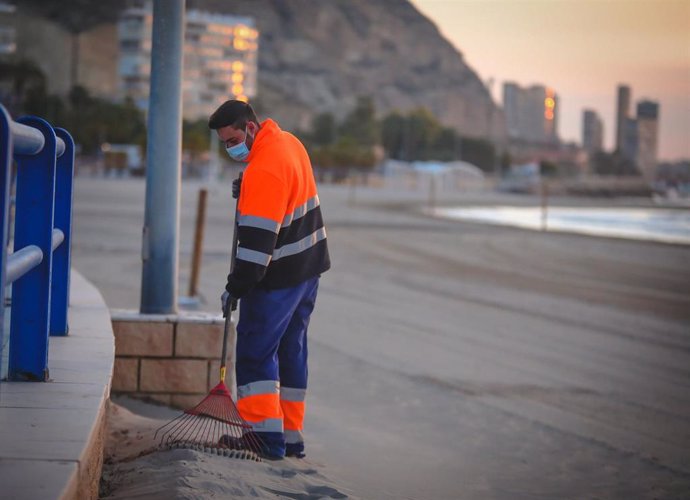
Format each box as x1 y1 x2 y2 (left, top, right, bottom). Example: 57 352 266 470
541 180 549 232
348 169 357 207
188 187 208 297
428 175 437 212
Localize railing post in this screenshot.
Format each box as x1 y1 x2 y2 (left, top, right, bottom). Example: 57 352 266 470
0 105 13 379
9 116 57 381
50 128 75 336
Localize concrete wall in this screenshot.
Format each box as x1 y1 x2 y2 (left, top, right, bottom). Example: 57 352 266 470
77 23 119 98
111 311 235 409
13 12 119 98
13 13 72 96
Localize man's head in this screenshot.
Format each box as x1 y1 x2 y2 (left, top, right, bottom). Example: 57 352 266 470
208 100 260 160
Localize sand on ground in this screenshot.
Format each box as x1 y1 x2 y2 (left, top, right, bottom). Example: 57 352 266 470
101 401 358 499
72 177 690 499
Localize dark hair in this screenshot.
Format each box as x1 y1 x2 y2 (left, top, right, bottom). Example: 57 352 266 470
208 100 259 130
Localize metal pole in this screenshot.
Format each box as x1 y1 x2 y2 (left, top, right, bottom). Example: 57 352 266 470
541 179 549 232
0 105 13 382
429 175 437 211
140 0 185 314
188 188 207 297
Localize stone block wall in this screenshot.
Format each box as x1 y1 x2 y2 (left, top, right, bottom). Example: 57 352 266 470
110 311 235 409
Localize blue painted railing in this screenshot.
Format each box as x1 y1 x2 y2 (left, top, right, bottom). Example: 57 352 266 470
0 103 75 381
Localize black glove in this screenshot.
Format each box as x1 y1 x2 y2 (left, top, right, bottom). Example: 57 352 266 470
221 290 238 317
232 176 242 199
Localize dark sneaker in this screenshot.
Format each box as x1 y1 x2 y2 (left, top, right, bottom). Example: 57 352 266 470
259 452 285 461
285 442 305 458
219 433 285 460
245 431 286 460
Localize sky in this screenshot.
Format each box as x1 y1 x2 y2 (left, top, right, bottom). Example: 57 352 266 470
410 0 690 161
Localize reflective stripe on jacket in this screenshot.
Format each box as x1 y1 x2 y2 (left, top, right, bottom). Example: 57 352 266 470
227 119 330 297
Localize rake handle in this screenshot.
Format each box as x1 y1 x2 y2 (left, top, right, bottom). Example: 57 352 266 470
221 171 243 382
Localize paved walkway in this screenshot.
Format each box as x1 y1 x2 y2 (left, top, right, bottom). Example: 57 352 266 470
0 271 114 500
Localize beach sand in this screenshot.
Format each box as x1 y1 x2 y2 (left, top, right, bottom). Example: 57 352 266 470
100 402 358 499
72 178 690 499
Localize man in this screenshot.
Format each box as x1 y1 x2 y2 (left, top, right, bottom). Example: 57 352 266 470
208 100 330 460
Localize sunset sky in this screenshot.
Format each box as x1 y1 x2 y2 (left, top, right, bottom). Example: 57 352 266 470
410 0 690 161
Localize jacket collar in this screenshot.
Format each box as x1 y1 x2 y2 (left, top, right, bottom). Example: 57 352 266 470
246 119 280 162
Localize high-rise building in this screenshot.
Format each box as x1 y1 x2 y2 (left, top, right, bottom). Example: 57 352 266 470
118 2 259 119
503 82 522 140
621 117 638 166
0 1 16 56
582 109 604 153
636 100 659 179
118 4 152 111
619 101 660 178
615 84 631 152
502 82 559 144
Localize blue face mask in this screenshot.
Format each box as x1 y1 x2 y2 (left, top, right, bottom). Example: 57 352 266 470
225 126 251 162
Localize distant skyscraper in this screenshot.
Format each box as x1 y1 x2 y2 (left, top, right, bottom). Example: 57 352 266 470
502 82 559 144
636 100 659 179
621 117 638 165
0 1 16 56
618 96 660 179
582 109 604 153
615 84 631 152
503 82 521 139
118 2 259 119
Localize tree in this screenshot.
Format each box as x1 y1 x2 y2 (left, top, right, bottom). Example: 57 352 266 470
1 57 146 154
591 151 639 176
459 137 495 172
385 108 469 162
183 119 211 158
381 112 406 159
539 160 559 177
431 127 460 162
0 59 46 115
499 151 512 175
404 108 440 161
61 86 145 154
339 96 379 147
310 112 337 146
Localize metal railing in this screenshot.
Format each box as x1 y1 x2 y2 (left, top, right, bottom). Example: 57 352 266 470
0 103 75 381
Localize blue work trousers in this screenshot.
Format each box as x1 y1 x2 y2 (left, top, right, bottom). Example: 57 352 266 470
236 276 319 456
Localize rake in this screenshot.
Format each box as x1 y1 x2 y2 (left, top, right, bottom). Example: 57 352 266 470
155 173 263 460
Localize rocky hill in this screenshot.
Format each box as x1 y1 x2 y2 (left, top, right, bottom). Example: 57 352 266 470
17 0 504 140
191 0 503 140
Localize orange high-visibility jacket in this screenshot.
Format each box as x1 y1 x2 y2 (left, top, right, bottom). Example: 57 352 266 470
227 119 330 297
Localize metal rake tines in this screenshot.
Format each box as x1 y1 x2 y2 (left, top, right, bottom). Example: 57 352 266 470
154 389 264 458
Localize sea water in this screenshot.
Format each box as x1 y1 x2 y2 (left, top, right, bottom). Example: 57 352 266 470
433 206 690 245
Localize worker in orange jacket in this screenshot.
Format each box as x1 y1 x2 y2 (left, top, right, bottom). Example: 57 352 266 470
209 100 330 460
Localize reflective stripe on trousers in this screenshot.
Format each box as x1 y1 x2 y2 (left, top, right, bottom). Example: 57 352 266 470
281 386 306 443
237 380 283 433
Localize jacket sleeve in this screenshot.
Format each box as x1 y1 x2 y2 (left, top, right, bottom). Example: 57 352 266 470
226 168 288 298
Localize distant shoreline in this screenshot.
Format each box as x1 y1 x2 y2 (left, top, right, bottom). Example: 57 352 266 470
429 205 690 246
